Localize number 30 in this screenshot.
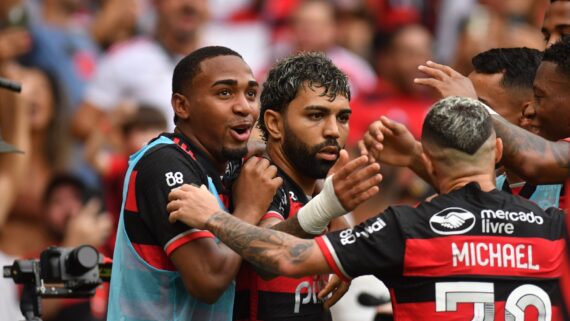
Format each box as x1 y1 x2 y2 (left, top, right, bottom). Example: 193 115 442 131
435 282 552 321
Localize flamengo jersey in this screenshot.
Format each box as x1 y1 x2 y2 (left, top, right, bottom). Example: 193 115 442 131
316 182 566 321
234 169 328 321
107 133 235 321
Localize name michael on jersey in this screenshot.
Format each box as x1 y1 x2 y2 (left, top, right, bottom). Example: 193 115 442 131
451 241 539 270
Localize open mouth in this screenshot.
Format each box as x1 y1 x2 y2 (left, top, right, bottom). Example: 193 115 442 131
229 124 252 142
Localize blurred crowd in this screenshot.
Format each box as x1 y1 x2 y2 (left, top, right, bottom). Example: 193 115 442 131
0 0 550 320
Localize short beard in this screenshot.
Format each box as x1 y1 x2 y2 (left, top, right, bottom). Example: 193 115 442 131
282 122 340 179
222 146 248 161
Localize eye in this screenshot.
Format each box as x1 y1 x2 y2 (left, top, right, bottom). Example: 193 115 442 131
308 113 324 121
246 89 258 99
217 89 231 97
337 113 350 124
542 31 550 43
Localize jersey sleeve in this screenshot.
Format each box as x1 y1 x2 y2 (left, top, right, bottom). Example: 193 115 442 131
262 187 288 221
315 208 405 281
133 147 214 255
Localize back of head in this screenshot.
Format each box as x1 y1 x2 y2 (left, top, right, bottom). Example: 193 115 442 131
171 46 243 123
258 52 350 141
122 105 168 135
422 96 493 156
471 48 543 90
542 36 570 80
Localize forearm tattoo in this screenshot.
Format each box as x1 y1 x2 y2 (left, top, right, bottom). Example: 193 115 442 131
493 116 570 170
205 211 315 275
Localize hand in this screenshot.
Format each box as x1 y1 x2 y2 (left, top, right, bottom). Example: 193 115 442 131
63 199 113 247
414 61 477 99
329 150 382 211
232 157 282 224
318 275 350 309
361 116 421 167
168 184 221 229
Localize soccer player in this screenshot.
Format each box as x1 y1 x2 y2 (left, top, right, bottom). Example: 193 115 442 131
168 96 567 320
107 46 283 321
234 52 382 321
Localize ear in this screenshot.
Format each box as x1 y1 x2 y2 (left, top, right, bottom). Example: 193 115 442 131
495 137 503 164
172 93 191 122
520 100 536 125
264 109 284 141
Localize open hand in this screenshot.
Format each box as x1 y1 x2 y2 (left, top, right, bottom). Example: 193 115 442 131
414 61 477 99
361 116 421 167
329 150 382 211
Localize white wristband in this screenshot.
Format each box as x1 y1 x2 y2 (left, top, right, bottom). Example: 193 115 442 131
297 175 347 234
481 102 498 116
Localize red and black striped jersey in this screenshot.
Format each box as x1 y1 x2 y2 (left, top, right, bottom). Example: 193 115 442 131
317 182 566 320
123 132 230 270
234 169 329 321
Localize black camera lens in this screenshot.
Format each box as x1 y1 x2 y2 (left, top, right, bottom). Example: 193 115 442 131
66 245 99 276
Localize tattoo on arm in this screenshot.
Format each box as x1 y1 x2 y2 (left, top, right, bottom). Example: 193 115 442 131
493 116 570 177
205 211 315 276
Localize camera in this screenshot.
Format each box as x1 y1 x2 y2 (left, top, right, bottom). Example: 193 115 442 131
3 245 111 321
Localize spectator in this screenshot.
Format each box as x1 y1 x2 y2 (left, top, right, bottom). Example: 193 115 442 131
73 0 210 139
270 0 376 98
85 104 167 257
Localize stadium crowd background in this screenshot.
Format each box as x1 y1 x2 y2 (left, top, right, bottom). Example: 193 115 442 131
0 0 552 320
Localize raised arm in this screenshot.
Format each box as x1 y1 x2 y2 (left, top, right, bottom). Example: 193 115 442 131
414 60 570 184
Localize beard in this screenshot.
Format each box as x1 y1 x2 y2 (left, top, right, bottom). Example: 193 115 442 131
282 122 341 179
222 146 248 161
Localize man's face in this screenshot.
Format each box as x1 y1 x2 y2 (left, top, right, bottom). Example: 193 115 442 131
468 71 522 125
532 61 570 140
542 1 570 48
281 85 351 179
383 25 432 94
292 1 336 52
45 185 83 238
185 55 259 162
156 0 209 40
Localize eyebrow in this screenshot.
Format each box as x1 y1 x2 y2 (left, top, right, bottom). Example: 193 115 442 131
304 105 352 114
211 79 259 87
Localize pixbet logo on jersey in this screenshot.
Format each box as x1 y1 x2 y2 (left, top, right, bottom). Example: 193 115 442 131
429 207 476 235
339 217 386 245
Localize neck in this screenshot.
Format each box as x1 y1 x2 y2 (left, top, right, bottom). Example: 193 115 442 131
175 127 227 174
438 172 496 194
266 143 316 196
156 24 198 56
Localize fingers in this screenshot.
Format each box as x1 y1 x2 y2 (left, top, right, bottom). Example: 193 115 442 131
379 116 405 135
332 155 370 180
318 277 338 300
328 149 349 176
425 60 458 77
413 77 442 89
319 278 350 309
169 210 179 223
417 64 448 81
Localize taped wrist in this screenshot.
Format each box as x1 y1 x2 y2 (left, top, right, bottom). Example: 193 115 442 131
297 175 347 234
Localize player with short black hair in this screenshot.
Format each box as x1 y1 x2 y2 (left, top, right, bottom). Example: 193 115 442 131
107 46 282 321
168 96 567 320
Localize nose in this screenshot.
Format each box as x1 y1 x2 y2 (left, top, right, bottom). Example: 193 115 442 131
323 115 340 139
547 33 561 48
232 93 258 117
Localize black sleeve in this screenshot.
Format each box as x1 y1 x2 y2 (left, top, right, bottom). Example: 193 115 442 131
263 187 289 221
316 208 405 280
134 146 208 249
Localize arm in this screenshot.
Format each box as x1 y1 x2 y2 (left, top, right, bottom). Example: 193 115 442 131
413 61 570 184
492 116 570 184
